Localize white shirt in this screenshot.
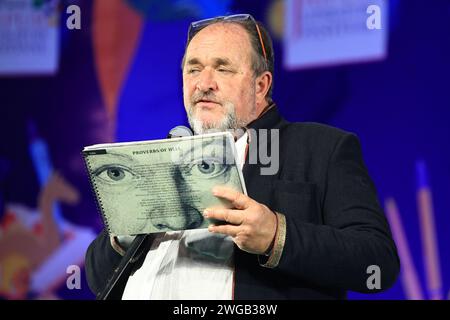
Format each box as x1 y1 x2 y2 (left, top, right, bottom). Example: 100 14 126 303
122 132 248 300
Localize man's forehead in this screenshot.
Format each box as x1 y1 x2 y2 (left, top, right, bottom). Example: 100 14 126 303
193 22 249 41
186 23 252 58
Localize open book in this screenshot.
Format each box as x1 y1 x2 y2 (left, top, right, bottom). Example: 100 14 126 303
82 132 247 236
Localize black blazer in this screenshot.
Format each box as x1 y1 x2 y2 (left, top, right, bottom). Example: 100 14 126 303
85 106 400 299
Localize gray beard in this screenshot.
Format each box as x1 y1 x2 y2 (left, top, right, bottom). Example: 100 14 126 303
187 101 249 135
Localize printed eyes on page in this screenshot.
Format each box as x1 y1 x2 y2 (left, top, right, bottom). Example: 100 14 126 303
93 164 139 187
180 157 231 180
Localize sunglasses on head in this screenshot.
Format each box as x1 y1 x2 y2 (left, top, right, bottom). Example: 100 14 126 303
187 14 268 63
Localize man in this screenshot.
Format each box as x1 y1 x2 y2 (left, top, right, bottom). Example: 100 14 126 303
85 14 399 299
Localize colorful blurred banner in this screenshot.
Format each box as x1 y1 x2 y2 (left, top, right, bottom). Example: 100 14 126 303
284 0 387 69
0 173 96 299
92 0 144 124
0 0 60 75
416 160 443 300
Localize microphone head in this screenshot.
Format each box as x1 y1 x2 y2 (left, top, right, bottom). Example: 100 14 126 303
167 125 193 138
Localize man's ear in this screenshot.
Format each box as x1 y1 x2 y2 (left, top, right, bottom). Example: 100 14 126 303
255 71 272 104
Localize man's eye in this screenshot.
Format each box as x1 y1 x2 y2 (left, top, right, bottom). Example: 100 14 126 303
187 68 200 74
93 165 136 184
217 68 231 73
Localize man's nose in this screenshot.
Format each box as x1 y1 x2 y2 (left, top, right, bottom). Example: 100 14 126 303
196 69 218 92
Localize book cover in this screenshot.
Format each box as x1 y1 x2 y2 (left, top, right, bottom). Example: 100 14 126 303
82 132 246 236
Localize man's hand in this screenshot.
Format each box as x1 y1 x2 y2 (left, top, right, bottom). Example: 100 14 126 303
204 186 277 255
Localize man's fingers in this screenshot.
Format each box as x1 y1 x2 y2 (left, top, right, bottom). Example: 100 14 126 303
204 208 244 225
212 186 251 209
208 224 240 238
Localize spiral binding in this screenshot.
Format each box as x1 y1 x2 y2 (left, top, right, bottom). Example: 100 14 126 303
82 151 111 234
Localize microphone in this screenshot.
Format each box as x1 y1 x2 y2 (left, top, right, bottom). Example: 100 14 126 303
167 125 193 138
97 125 194 300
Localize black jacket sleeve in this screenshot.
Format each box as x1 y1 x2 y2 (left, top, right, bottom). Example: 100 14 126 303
276 133 400 293
85 229 123 296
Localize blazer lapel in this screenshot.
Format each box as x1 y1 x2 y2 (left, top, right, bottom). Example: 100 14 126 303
242 105 288 207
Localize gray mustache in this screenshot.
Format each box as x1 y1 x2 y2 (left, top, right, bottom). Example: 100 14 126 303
191 92 221 104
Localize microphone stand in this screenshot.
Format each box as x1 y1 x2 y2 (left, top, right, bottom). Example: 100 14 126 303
97 234 149 300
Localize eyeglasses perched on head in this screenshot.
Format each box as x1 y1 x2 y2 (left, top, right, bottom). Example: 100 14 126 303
187 14 268 63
